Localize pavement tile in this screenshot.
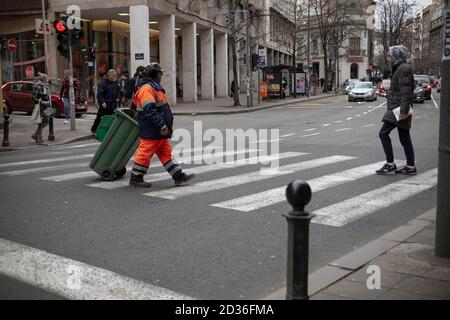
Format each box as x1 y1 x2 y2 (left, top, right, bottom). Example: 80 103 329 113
320 279 387 300
308 265 353 296
377 289 437 300
406 229 435 247
407 219 433 229
393 276 450 299
380 224 426 243
345 266 407 289
330 239 398 270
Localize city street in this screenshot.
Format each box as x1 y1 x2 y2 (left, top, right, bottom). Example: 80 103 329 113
0 91 441 300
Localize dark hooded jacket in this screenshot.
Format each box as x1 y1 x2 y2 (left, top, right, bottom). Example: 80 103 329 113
382 46 414 130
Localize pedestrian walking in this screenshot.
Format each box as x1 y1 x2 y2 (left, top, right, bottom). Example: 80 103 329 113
129 63 195 188
376 45 416 175
91 69 120 134
59 69 80 124
125 66 145 109
118 71 129 107
31 73 55 144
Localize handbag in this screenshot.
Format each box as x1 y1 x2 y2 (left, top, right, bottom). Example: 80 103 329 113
31 104 42 124
43 105 56 118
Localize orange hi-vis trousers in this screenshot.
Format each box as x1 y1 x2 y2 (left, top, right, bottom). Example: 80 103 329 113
131 138 183 180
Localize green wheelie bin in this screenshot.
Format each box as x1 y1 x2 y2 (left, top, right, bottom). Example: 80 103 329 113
89 108 139 181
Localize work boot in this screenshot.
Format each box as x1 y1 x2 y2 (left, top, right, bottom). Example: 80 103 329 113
129 175 152 188
174 173 195 187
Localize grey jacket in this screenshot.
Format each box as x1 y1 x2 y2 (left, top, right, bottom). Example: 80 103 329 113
382 62 414 130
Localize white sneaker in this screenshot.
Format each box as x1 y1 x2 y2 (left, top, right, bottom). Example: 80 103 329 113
64 120 69 124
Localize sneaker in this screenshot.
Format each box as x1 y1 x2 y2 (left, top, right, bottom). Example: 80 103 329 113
175 173 195 186
31 134 44 145
376 163 397 175
395 165 417 175
64 120 69 124
129 179 152 188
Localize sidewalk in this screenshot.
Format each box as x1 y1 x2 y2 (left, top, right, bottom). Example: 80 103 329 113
0 115 94 151
87 92 338 115
265 209 450 300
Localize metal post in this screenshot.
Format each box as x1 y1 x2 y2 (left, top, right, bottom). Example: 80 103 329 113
2 113 10 147
48 116 55 141
435 0 450 258
284 180 315 300
93 42 98 109
246 8 251 108
306 1 310 98
41 0 49 74
68 29 76 131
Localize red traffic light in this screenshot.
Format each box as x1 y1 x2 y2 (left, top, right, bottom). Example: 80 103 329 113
54 20 67 33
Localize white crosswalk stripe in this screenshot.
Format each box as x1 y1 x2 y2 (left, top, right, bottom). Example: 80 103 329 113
312 169 438 227
40 149 258 182
0 154 93 169
143 155 356 200
87 152 307 190
211 161 386 212
0 162 90 176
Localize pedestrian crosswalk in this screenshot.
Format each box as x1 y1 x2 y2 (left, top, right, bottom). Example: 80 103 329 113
0 143 438 228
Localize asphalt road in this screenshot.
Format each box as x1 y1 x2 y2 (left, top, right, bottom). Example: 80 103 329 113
0 91 441 299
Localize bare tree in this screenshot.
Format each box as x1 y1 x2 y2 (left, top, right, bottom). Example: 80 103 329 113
308 0 360 92
376 0 416 74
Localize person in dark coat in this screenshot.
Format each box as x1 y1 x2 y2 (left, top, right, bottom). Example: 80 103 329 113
376 45 416 175
125 66 145 105
91 69 120 134
31 73 54 144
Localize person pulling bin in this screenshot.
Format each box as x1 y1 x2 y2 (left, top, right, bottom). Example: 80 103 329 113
129 63 195 188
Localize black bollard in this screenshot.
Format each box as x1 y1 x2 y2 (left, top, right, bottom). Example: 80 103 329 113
48 116 55 141
2 112 10 147
284 180 315 300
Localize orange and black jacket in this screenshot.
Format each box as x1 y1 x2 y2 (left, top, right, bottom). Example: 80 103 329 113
133 78 173 140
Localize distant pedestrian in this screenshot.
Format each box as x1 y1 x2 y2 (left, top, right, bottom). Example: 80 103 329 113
376 45 416 175
320 78 325 89
91 69 120 134
125 66 145 109
118 71 129 108
31 73 54 145
59 69 80 124
129 63 195 188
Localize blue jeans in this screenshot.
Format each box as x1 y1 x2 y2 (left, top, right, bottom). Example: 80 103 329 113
63 98 70 120
379 121 415 166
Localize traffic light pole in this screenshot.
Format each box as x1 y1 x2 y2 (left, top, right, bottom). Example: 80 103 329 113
41 0 49 74
246 9 252 108
68 29 76 131
435 0 450 258
93 43 98 109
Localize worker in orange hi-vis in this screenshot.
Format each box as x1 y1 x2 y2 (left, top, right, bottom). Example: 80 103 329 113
129 63 195 188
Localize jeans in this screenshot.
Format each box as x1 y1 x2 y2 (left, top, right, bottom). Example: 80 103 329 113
63 98 70 120
379 121 415 166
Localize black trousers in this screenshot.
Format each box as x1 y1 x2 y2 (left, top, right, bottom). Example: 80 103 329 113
91 106 115 133
379 121 415 166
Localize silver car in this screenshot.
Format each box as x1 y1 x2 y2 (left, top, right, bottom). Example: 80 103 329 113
344 79 360 95
348 82 377 102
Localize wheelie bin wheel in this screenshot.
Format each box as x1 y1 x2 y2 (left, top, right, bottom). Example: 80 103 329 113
115 167 127 178
101 168 115 181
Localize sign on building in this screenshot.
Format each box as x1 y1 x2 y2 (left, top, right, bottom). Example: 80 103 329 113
258 48 267 67
35 19 52 35
443 9 450 61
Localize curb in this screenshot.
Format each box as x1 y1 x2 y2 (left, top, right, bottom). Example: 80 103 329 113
85 94 339 116
0 134 94 152
262 208 437 300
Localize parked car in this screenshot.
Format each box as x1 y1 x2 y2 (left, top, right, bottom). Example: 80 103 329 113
413 81 425 104
343 79 360 95
377 79 391 97
430 76 439 88
1 81 88 117
414 75 432 100
348 82 377 102
437 77 441 93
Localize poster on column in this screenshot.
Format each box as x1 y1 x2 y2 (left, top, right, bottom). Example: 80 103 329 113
296 73 306 94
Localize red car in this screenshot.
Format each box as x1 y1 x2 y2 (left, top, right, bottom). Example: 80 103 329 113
2 81 88 117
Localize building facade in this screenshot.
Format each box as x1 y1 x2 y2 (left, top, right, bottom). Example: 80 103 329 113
0 0 294 106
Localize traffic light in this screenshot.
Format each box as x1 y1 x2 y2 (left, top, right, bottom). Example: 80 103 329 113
251 53 260 71
70 21 84 46
53 18 68 58
88 46 96 62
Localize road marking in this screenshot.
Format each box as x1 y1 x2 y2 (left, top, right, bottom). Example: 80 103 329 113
211 161 385 212
0 238 192 300
356 115 361 117
312 169 438 227
431 94 439 110
362 124 376 128
40 149 258 182
322 123 331 127
53 143 100 150
0 162 90 176
143 155 356 200
303 128 317 132
346 117 353 120
300 133 320 138
336 128 352 132
281 133 296 138
0 154 93 169
334 121 343 124
87 152 307 190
